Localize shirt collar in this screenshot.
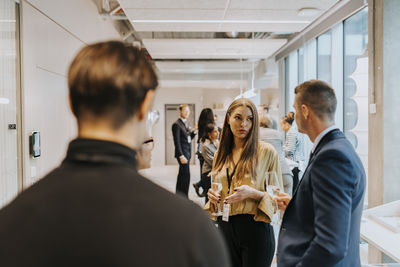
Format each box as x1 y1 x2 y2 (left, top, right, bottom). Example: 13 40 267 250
179 117 187 123
311 125 338 153
65 138 137 168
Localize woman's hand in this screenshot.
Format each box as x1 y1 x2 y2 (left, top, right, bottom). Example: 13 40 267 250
224 185 264 204
273 192 292 211
207 188 221 205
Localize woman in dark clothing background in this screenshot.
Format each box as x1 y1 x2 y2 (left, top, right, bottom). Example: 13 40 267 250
193 108 215 197
200 123 220 204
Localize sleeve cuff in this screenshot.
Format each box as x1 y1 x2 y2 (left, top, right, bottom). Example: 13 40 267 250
254 193 275 223
203 201 217 221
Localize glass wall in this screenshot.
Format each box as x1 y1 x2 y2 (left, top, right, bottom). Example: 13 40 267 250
343 7 368 174
282 7 368 171
317 30 332 84
298 48 304 84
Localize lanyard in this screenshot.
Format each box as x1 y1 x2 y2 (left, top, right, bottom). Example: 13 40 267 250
226 165 238 194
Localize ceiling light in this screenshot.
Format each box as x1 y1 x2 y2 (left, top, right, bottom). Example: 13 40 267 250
226 32 239 38
298 8 320 17
131 19 310 24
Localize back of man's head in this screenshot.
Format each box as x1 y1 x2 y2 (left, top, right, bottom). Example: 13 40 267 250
68 41 158 129
259 115 273 129
179 104 189 111
294 80 337 121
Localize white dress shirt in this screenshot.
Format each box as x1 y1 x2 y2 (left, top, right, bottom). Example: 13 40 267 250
311 125 338 154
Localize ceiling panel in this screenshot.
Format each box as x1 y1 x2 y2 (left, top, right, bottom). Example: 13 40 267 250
155 61 256 74
143 39 287 59
118 0 228 9
124 8 224 20
224 10 318 21
132 22 308 32
132 22 221 32
217 23 307 33
159 80 248 89
228 0 339 10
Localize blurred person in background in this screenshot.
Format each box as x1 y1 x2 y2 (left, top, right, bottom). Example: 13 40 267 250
200 123 220 203
281 112 304 163
172 104 197 197
281 112 304 193
193 108 215 197
260 115 293 195
258 104 277 130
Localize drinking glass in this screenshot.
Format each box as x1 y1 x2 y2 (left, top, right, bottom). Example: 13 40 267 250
265 171 282 225
211 173 223 216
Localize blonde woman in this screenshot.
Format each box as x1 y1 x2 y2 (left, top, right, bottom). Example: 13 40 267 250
205 98 283 267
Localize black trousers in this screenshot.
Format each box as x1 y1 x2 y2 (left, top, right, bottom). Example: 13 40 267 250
176 160 190 197
198 158 205 188
201 171 211 204
218 214 275 267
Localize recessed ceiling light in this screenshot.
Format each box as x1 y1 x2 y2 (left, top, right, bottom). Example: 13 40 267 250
298 8 320 17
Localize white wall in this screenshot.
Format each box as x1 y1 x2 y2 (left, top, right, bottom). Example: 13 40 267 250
21 0 120 187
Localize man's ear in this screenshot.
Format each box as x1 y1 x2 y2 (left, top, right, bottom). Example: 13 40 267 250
138 90 155 121
301 104 309 119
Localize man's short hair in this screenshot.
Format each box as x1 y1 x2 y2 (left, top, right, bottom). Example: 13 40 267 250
259 115 273 128
179 104 189 111
68 41 158 129
294 80 337 121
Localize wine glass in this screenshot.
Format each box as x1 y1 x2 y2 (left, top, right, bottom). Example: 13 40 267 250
265 171 282 225
211 173 223 216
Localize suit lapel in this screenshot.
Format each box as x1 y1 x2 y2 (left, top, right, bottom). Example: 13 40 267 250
177 119 188 136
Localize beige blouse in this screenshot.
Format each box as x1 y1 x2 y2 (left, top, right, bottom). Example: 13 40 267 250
204 141 283 223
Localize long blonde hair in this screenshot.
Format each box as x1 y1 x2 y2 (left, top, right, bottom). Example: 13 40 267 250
212 98 259 182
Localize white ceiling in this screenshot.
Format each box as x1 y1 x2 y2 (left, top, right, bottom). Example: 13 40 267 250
116 0 339 88
143 38 287 59
155 61 257 74
118 0 339 32
159 79 248 89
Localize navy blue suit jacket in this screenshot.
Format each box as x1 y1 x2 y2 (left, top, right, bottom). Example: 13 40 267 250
277 129 365 267
172 119 196 160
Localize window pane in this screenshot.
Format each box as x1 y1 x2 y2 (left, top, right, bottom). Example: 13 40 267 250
298 48 304 84
284 57 290 114
317 31 332 84
343 7 368 175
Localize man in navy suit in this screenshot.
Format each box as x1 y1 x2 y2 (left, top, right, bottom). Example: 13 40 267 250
172 104 197 197
275 80 366 267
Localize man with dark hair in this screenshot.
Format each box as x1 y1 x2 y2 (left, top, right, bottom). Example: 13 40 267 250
0 41 229 267
172 104 197 197
275 80 365 267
